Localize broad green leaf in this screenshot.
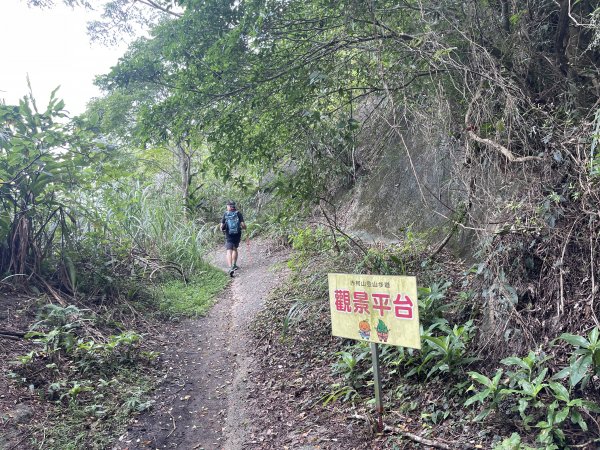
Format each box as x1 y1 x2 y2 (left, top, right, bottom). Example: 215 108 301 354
473 408 492 422
559 333 589 349
64 256 77 290
501 356 530 371
464 388 491 406
491 369 503 386
554 406 569 424
422 335 447 353
593 349 600 370
548 382 569 402
570 409 587 431
580 400 600 413
519 380 534 396
589 327 599 345
569 354 592 387
552 366 570 380
532 368 548 386
468 371 493 388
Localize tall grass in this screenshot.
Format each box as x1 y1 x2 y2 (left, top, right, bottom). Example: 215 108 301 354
75 180 212 289
132 189 210 276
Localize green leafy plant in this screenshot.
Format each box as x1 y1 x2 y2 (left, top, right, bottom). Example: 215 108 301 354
322 344 372 405
31 304 88 330
501 351 550 388
26 327 77 357
61 380 93 404
465 369 508 420
0 91 103 285
17 351 37 365
417 281 451 327
332 346 370 389
409 320 478 379
508 368 550 428
29 369 156 450
464 346 600 447
539 382 600 438
553 327 600 390
282 299 314 337
287 225 349 270
420 404 450 425
495 351 555 428
121 388 154 414
321 384 359 406
23 305 90 362
290 226 337 253
493 433 540 450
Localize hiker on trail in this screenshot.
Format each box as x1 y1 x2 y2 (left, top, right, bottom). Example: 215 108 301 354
221 200 246 277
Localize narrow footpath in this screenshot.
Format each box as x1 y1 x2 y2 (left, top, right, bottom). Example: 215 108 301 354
113 239 289 450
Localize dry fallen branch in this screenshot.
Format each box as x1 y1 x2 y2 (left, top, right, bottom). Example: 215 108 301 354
37 277 68 306
167 411 177 438
0 330 26 338
383 424 472 449
350 414 475 449
0 334 21 341
467 131 542 163
463 74 541 164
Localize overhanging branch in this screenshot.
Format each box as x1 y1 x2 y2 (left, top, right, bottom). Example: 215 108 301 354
467 131 542 163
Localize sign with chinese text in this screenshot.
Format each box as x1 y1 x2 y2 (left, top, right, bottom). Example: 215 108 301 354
328 273 420 349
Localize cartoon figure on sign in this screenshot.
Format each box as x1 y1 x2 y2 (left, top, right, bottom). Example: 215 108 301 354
358 320 371 340
376 319 389 342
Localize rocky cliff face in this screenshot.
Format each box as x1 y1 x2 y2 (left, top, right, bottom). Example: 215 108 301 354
339 104 470 255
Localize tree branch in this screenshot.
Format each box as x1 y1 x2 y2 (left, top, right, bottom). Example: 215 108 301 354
135 0 183 18
467 130 542 163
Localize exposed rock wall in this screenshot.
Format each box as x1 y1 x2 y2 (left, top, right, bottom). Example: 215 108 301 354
340 102 469 253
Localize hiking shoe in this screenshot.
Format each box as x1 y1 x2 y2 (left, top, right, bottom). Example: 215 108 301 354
229 267 235 277
233 264 240 271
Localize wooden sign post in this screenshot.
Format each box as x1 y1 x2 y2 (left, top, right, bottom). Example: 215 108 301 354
370 342 383 430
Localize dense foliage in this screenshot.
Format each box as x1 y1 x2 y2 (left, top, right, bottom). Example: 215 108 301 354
0 89 105 286
267 226 600 448
90 0 600 344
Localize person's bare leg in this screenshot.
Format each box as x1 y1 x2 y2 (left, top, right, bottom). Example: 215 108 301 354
231 248 238 267
226 249 233 268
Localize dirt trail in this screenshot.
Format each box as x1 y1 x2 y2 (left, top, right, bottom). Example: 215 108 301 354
113 239 289 450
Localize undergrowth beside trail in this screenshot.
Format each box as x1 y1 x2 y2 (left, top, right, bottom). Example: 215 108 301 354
156 264 230 317
1 260 229 449
29 369 155 450
3 301 160 450
249 225 600 449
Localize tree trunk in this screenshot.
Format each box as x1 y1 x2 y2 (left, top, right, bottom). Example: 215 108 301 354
173 141 193 219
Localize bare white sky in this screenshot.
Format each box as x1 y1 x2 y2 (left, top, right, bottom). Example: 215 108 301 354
0 0 129 115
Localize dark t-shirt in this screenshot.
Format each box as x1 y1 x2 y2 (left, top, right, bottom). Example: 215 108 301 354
221 210 244 237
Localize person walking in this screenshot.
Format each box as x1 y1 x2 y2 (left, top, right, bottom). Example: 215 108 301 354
221 200 246 277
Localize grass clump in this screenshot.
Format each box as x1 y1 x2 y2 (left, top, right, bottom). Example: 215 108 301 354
30 369 155 450
158 264 229 317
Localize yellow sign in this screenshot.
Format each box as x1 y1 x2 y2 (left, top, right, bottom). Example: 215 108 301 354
328 273 420 349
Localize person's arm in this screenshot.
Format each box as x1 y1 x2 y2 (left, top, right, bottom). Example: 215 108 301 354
239 212 247 230
220 214 226 231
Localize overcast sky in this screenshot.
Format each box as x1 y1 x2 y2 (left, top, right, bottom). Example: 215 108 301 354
0 0 129 115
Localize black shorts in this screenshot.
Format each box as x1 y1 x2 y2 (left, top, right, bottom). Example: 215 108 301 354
225 233 241 249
